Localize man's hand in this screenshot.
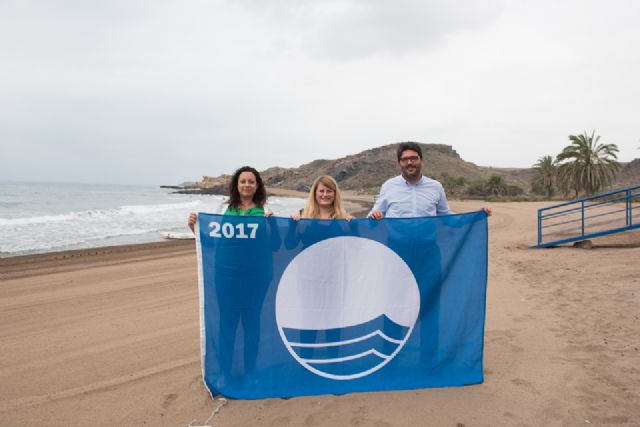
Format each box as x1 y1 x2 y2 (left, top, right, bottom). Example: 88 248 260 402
368 210 384 220
482 207 492 217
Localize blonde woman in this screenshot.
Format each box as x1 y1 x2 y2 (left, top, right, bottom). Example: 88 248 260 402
292 175 353 221
288 175 352 362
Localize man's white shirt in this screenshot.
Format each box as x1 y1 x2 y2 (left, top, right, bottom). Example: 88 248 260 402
369 175 451 218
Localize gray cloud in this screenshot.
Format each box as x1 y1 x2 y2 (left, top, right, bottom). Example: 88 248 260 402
236 0 504 60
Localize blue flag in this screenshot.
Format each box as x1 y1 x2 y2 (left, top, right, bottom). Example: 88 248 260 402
195 212 488 399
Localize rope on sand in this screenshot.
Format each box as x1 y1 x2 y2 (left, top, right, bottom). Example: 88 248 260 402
188 397 228 427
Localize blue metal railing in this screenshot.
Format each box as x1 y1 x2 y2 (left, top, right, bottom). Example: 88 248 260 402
534 185 640 248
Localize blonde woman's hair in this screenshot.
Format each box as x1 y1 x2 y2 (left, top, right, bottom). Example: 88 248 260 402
301 175 348 219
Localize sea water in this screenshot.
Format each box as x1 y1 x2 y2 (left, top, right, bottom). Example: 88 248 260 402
0 181 306 257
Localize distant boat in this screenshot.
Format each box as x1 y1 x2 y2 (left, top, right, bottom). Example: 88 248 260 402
160 231 195 240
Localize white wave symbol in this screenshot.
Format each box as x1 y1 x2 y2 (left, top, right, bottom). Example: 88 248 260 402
289 330 402 364
281 317 412 380
302 349 388 364
288 329 403 348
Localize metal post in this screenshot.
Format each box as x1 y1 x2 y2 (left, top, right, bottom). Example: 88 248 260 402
581 201 585 239
630 190 634 226
627 189 631 227
538 209 542 246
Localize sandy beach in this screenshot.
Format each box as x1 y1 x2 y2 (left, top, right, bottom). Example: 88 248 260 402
1 200 639 426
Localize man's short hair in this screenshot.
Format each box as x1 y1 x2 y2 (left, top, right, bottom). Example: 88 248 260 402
396 142 423 162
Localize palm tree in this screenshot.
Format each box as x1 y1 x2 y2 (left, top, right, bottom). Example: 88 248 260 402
485 174 507 196
531 155 557 199
556 161 580 198
556 130 620 197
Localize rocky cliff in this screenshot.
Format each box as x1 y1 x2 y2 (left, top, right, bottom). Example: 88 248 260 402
182 142 638 196
192 142 532 195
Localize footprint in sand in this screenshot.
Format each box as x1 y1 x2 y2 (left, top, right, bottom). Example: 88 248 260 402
511 378 541 395
162 393 178 409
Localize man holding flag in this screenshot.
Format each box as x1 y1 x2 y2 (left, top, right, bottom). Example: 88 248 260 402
367 141 490 370
368 141 491 219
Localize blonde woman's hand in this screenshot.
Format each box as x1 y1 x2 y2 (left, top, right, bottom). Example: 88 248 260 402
345 215 354 222
291 214 301 221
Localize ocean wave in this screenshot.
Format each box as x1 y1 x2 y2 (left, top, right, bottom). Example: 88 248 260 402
0 200 206 226
119 200 203 215
0 181 305 256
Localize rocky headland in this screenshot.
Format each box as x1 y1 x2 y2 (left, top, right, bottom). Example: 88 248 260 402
173 141 639 199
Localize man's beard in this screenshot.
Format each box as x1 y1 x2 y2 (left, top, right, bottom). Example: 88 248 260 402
402 166 421 180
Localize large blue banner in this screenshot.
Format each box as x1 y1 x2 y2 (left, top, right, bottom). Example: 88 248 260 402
195 212 488 399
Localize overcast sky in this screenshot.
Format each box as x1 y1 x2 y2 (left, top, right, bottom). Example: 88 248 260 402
1 0 639 185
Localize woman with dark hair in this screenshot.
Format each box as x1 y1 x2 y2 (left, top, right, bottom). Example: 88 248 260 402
188 166 273 391
188 166 268 232
224 165 267 216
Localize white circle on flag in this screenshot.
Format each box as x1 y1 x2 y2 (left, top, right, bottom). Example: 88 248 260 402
275 236 420 380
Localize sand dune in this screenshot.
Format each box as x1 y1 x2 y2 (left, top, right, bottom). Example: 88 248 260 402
1 201 639 426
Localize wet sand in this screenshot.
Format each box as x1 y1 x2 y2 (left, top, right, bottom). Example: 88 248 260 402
1 201 639 426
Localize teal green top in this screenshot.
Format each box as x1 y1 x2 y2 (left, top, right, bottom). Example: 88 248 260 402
224 206 265 216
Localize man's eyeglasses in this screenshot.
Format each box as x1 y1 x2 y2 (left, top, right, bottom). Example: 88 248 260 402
399 156 420 163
